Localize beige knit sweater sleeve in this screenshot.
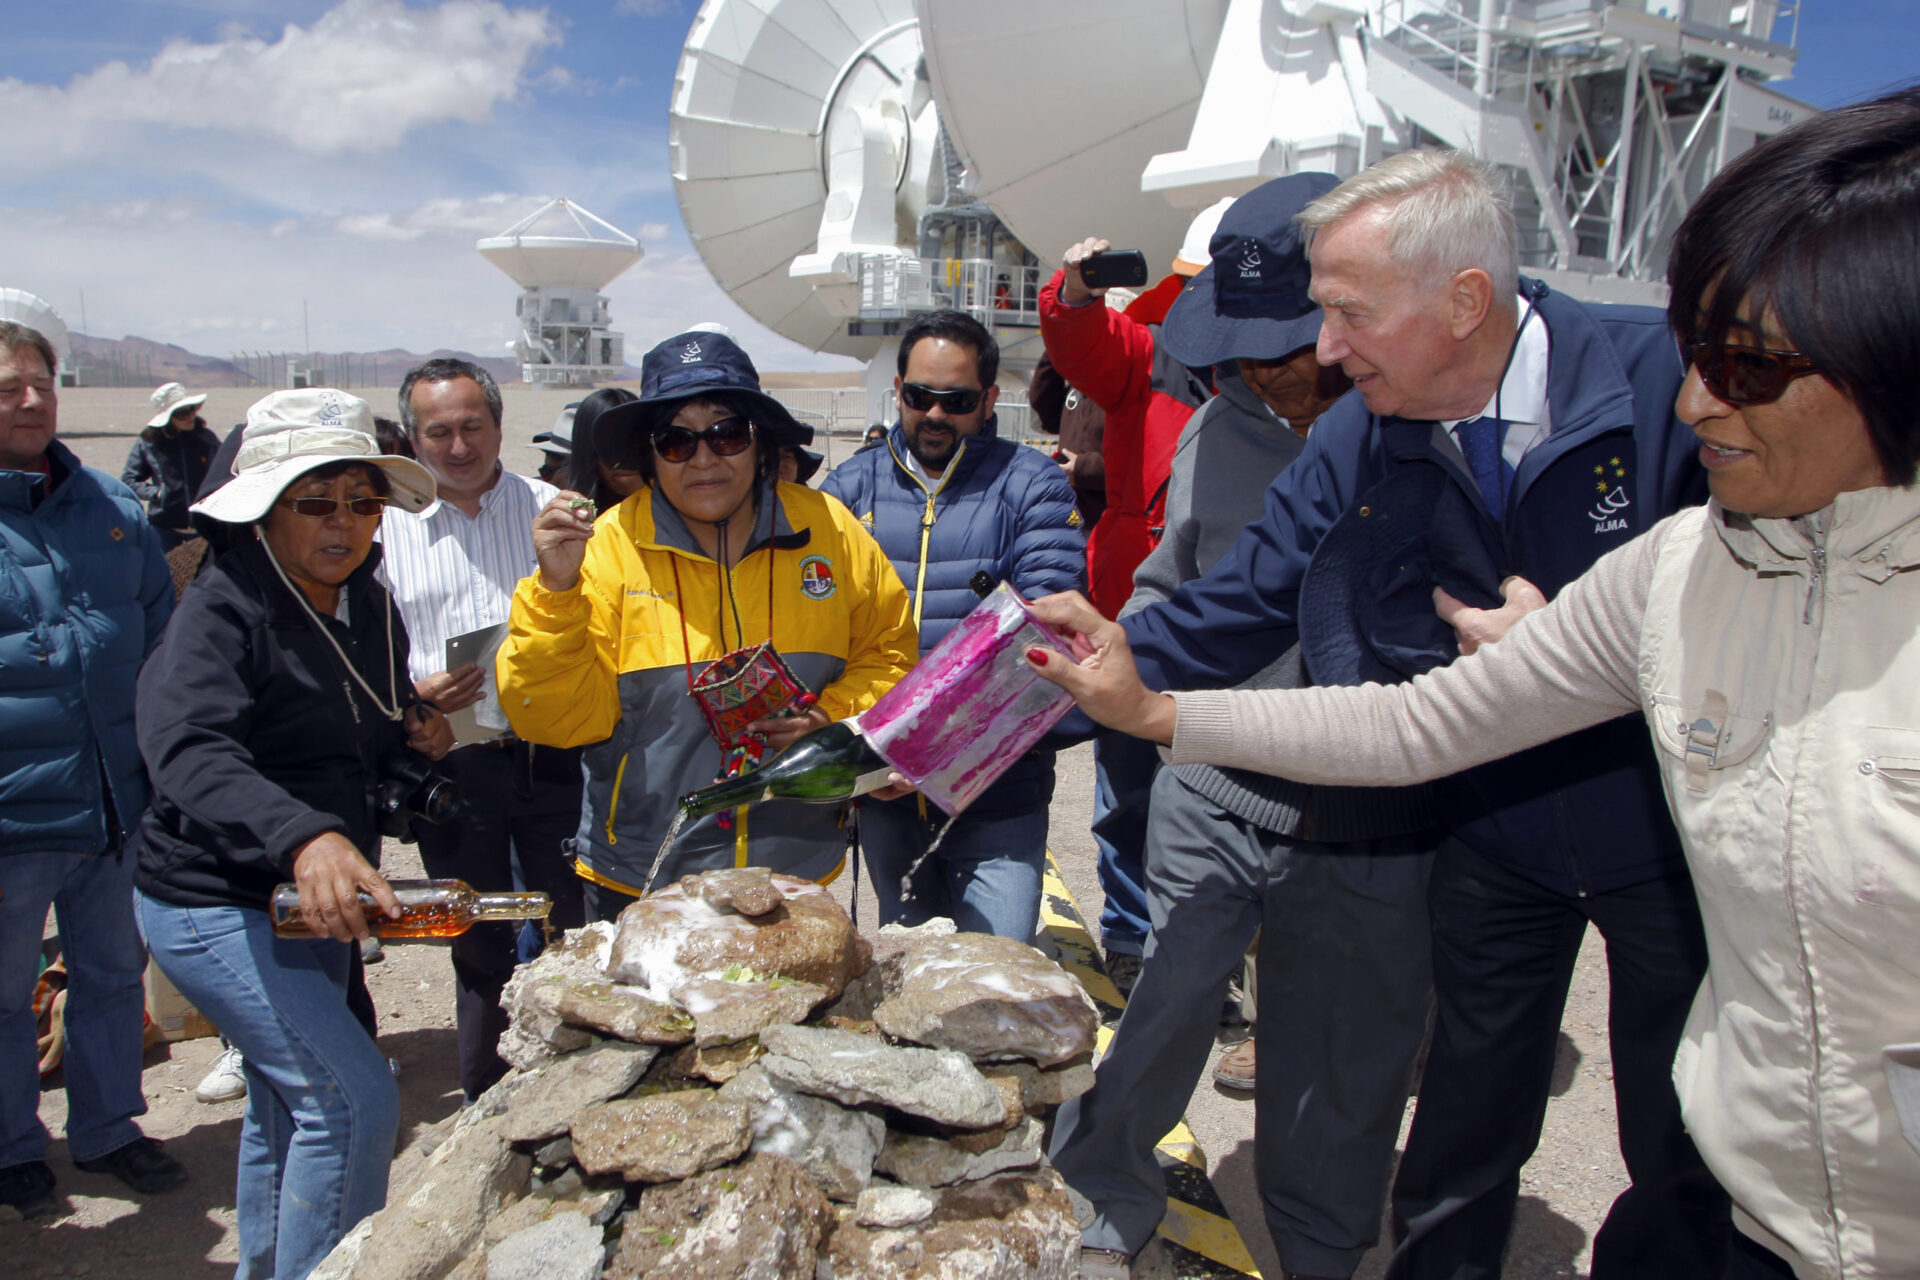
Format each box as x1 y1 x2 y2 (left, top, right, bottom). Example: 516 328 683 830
1168 515 1682 786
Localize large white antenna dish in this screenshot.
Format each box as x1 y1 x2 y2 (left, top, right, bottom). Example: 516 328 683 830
0 289 72 369
478 198 644 387
670 0 935 358
914 0 1230 271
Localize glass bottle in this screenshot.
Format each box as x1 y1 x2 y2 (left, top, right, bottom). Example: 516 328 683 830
269 878 552 939
677 719 893 820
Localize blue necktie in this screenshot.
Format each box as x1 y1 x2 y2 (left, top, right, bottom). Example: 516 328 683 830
1457 416 1508 515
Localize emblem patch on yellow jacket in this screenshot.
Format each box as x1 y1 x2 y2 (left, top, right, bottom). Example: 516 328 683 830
799 555 837 599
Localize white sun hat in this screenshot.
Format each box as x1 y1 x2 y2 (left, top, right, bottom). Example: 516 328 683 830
191 387 436 524
146 381 210 429
1172 196 1237 276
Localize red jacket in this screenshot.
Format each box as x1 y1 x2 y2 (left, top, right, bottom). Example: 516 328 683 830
1038 270 1202 619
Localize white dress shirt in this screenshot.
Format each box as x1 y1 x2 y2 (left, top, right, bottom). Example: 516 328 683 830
1439 297 1553 468
379 467 555 731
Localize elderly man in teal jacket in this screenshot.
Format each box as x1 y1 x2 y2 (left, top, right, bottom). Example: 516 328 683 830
0 323 183 1220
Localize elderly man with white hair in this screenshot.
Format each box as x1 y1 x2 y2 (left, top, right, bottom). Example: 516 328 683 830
1066 149 1728 1280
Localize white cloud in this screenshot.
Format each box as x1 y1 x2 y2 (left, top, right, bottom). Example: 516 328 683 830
614 0 680 15
0 0 559 158
635 221 673 242
332 193 550 241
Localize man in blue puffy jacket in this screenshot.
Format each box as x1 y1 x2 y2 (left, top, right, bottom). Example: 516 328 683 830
822 310 1085 939
0 323 184 1219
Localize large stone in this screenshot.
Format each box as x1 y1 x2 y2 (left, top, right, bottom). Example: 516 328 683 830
758 1023 1006 1129
501 1038 658 1144
604 1153 833 1280
481 1177 622 1244
331 1110 532 1280
535 976 694 1045
570 1089 752 1183
674 975 829 1048
679 866 784 917
822 919 956 1021
500 924 616 1067
823 1169 1080 1280
664 1038 764 1085
854 1182 937 1228
484 1211 602 1280
605 874 868 1001
718 1063 886 1202
983 1059 1097 1112
873 933 1099 1068
873 1116 1045 1187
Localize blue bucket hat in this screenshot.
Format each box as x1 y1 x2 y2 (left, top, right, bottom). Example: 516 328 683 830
1158 171 1343 369
595 329 813 467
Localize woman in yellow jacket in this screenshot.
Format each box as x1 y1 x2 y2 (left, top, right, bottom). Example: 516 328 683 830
498 331 916 919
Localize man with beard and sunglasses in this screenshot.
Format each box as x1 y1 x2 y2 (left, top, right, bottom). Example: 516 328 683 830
1060 149 1728 1280
821 310 1084 940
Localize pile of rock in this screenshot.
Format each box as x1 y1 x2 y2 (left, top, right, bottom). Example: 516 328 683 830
313 868 1101 1280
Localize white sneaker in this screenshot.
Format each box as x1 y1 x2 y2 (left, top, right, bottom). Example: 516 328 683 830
1078 1246 1132 1279
196 1045 247 1103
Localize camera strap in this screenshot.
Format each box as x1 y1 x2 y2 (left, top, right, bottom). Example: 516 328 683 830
255 528 405 723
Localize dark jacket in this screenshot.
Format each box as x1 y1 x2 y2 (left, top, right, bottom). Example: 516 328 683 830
0 441 174 854
132 537 416 911
822 417 1085 817
121 422 221 532
1121 279 1707 895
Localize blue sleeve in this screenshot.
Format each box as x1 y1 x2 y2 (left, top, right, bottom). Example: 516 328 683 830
1007 455 1085 599
1120 399 1372 692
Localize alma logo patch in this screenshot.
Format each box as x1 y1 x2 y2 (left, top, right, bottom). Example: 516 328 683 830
798 555 836 599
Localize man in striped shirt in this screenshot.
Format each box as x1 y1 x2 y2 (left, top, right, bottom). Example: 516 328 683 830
384 358 584 1102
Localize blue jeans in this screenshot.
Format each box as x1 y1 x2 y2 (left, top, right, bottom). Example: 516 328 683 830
1090 731 1158 956
137 894 398 1280
0 850 149 1170
861 798 1047 940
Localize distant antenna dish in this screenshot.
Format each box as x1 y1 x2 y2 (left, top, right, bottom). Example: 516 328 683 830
670 0 935 357
478 198 643 387
0 288 72 368
914 0 1230 273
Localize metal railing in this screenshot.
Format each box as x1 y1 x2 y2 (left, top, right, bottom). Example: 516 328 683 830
858 257 1043 328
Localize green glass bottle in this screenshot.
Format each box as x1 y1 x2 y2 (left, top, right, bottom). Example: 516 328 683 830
678 720 894 819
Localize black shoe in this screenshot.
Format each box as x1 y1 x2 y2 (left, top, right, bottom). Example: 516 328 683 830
1105 951 1144 1001
0 1161 60 1220
74 1136 188 1195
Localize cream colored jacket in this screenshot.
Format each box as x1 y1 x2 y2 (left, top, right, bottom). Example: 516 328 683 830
1170 488 1920 1279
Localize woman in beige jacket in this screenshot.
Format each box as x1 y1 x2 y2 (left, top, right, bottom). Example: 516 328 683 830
1029 90 1920 1280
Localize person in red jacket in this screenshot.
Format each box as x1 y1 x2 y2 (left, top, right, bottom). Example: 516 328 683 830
1037 202 1227 987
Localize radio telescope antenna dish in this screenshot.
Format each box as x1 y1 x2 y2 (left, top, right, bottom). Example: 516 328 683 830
0 288 72 372
670 0 935 358
478 197 643 387
914 0 1230 272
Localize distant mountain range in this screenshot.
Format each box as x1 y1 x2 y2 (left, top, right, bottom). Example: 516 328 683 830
66 332 543 389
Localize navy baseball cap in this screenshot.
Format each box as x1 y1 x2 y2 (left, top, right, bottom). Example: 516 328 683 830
1158 171 1343 368
595 329 812 467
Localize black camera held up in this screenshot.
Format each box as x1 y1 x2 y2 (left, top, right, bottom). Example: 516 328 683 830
371 750 460 842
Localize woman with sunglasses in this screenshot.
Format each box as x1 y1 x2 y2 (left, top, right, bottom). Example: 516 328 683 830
1028 89 1920 1280
499 331 916 920
131 389 451 1280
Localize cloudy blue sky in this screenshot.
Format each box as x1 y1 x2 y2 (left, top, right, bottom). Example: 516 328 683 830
0 0 1910 371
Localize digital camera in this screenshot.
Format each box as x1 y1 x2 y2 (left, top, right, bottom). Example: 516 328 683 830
371 752 460 842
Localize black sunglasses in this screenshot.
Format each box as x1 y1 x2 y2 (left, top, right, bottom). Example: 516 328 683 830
1681 341 1820 407
653 417 754 463
279 496 388 518
900 382 983 415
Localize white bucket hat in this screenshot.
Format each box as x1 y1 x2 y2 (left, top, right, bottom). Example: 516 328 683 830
147 381 209 429
191 387 436 524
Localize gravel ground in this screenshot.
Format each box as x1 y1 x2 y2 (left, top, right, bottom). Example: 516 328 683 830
7 386 1627 1277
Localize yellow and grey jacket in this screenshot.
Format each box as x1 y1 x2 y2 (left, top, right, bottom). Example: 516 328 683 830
498 479 916 898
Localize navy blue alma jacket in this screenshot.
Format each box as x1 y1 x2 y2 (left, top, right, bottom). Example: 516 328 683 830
822 416 1086 817
1122 279 1707 895
0 441 173 855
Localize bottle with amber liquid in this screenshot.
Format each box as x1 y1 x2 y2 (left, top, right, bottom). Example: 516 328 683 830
269 878 552 939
